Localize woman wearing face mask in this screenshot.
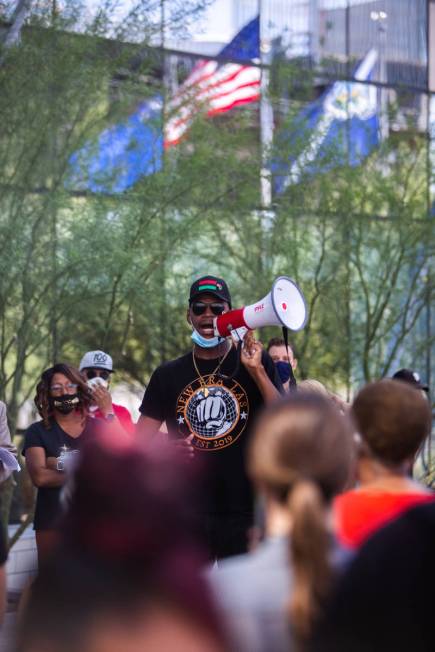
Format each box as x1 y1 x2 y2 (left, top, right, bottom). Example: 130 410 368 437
23 363 98 565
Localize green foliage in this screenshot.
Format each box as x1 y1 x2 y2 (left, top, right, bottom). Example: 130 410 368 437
271 132 433 389
0 3 264 426
0 1 432 444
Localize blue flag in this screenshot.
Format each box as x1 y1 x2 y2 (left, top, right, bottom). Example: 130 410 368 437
272 50 380 194
66 96 163 194
219 15 259 62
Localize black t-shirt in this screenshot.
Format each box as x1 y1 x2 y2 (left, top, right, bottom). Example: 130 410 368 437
310 503 435 652
140 347 283 515
23 418 101 531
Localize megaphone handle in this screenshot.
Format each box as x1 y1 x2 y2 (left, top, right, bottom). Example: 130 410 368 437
230 326 248 344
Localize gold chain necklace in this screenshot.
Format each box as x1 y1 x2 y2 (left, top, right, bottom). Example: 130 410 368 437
192 344 232 397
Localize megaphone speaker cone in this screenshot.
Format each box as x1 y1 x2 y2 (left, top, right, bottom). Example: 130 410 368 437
271 276 307 331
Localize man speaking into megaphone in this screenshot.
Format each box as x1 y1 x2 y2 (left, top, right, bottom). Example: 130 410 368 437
137 274 285 561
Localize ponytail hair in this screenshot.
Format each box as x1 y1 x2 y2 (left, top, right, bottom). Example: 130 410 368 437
248 394 354 643
288 480 331 641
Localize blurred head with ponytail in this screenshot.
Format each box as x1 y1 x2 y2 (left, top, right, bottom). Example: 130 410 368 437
248 393 354 642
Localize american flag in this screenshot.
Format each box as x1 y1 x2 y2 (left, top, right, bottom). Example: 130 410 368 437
66 16 260 193
165 16 261 148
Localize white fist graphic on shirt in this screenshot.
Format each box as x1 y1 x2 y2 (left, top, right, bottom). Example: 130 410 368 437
196 391 232 436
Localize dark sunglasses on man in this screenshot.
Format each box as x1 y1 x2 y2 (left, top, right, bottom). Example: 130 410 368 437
84 369 111 380
191 302 226 316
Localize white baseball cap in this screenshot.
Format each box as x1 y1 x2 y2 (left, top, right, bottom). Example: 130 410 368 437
79 350 113 372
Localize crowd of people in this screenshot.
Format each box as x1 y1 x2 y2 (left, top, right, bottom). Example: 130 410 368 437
0 274 433 652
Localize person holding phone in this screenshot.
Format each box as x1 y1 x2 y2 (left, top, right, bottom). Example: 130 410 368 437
79 350 134 435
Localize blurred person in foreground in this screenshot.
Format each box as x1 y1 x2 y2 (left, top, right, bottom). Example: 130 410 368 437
79 350 135 436
137 275 282 560
311 501 435 652
23 364 104 564
297 380 349 414
209 394 355 652
266 337 297 391
17 431 226 652
333 379 434 550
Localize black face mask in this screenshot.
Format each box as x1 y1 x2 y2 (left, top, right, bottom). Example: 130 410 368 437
50 394 80 415
275 361 292 384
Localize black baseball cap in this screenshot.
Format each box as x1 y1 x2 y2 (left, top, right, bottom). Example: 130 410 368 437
189 275 232 307
392 368 429 392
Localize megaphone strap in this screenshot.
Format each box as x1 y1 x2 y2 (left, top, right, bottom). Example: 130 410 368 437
282 326 289 354
282 326 297 390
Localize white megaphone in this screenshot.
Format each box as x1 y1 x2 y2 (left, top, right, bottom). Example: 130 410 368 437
213 276 307 338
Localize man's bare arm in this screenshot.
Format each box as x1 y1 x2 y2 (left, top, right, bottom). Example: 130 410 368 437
241 331 281 404
136 415 163 441
136 415 195 459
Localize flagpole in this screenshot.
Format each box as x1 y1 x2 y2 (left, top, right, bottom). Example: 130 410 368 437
161 0 167 161
159 0 168 363
343 0 352 400
424 1 433 468
257 0 275 287
259 0 273 211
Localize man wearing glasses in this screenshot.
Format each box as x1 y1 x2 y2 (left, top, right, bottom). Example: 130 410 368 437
138 275 282 560
79 350 134 435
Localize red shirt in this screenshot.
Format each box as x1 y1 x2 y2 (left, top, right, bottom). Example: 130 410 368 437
90 403 135 436
334 489 435 549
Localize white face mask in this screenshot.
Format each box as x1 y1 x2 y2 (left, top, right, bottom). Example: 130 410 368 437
87 377 108 391
191 328 224 348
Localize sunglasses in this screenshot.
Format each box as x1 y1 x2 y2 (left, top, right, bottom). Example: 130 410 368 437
85 369 111 380
191 302 226 316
